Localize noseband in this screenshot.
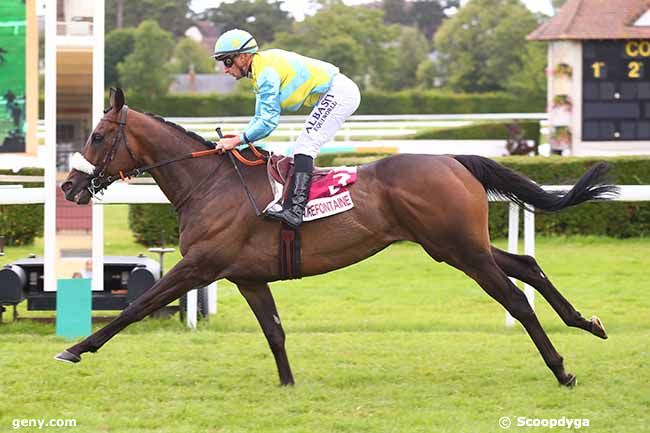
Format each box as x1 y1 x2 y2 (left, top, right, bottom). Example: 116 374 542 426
79 105 141 197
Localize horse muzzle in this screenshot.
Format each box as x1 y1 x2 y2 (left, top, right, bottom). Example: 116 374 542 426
61 170 92 204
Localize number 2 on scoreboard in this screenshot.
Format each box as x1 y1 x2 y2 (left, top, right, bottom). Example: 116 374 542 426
628 61 644 79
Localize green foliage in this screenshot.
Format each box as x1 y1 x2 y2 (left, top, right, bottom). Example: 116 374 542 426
381 26 431 91
382 0 412 25
123 89 544 116
171 37 215 74
128 203 179 246
415 58 438 88
504 41 547 100
105 28 137 88
0 168 44 246
272 4 398 90
434 0 541 92
117 20 175 99
382 0 456 40
106 0 192 38
414 120 540 146
200 0 292 46
412 0 457 40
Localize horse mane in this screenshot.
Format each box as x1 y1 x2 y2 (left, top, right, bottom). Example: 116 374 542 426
144 112 214 150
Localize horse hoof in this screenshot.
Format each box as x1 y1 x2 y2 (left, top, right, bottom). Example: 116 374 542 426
590 316 608 339
560 374 577 388
54 350 81 364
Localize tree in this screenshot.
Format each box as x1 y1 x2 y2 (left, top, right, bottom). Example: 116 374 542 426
106 0 192 38
552 0 568 13
117 20 175 98
382 0 412 25
200 0 293 46
382 0 459 40
504 41 547 101
433 0 540 92
171 38 215 74
381 26 431 90
272 3 398 89
412 0 459 41
105 28 136 88
416 58 439 88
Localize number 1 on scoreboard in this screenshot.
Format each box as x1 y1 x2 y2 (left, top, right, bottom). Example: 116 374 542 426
591 61 606 79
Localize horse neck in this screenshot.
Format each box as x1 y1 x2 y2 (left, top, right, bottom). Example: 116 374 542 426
130 113 227 210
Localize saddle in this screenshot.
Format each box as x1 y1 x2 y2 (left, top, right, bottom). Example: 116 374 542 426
265 154 357 213
228 145 357 281
263 154 358 281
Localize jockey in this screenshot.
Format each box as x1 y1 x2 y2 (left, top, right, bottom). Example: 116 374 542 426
213 28 361 229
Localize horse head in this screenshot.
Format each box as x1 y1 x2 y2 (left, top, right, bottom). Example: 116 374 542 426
61 88 142 204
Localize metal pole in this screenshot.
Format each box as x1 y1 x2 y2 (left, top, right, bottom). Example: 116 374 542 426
524 207 536 309
91 0 105 292
43 0 57 292
505 203 519 327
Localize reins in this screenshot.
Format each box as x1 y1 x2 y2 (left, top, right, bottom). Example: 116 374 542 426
87 107 267 216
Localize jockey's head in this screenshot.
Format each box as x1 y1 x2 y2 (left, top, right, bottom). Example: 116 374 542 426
213 29 258 80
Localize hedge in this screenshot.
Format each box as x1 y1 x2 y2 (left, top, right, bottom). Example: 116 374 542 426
127 155 650 245
40 90 544 118
0 168 44 245
414 121 541 148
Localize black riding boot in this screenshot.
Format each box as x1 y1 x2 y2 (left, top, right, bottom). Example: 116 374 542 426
265 155 313 228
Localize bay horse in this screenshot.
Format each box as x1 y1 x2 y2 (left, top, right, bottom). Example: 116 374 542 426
59 88 615 387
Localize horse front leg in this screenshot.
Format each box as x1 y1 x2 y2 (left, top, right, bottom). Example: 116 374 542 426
55 255 215 363
235 281 295 386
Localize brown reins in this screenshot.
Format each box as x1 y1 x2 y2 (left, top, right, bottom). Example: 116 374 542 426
86 106 266 215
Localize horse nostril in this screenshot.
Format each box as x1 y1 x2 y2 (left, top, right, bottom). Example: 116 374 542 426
61 181 73 193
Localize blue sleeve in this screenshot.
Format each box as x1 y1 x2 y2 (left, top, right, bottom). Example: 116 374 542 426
241 68 281 143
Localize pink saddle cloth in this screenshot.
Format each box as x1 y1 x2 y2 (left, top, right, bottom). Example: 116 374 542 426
265 154 358 222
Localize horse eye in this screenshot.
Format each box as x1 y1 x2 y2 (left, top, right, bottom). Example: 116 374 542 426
92 133 103 144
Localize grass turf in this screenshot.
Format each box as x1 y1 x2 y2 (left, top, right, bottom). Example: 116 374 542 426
0 205 648 432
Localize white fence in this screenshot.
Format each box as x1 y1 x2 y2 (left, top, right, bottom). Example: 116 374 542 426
3 184 648 328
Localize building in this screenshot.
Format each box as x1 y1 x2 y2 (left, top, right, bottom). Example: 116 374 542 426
529 0 650 155
184 20 222 54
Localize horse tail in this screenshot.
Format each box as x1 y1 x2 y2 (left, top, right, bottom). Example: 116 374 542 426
452 155 619 212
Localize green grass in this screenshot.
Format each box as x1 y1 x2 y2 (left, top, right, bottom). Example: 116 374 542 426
0 205 648 432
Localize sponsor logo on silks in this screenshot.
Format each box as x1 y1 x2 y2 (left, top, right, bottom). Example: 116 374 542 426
303 190 354 222
306 94 338 135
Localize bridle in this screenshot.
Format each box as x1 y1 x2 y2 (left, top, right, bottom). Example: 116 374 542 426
77 106 267 214
86 105 139 196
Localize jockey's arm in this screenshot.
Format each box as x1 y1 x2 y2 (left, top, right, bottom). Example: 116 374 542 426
216 70 281 153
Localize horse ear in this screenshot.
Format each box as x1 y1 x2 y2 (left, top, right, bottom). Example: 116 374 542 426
114 88 125 111
108 87 116 106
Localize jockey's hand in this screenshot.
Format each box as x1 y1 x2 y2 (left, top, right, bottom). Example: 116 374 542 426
215 135 242 154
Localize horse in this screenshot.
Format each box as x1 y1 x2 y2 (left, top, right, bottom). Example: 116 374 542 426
59 88 616 387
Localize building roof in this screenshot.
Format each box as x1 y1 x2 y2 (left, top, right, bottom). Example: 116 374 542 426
169 73 236 95
528 0 650 40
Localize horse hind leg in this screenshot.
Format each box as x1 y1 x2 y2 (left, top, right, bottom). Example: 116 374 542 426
462 253 577 386
491 247 607 339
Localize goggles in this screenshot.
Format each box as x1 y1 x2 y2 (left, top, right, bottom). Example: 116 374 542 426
222 55 236 68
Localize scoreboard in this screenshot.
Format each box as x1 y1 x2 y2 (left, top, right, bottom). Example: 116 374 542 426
582 40 650 141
